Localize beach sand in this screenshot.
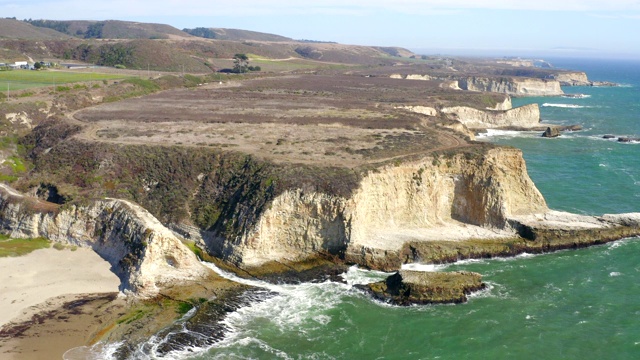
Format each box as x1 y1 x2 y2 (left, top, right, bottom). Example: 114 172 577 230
0 247 123 360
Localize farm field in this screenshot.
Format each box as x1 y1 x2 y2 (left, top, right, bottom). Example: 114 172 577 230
0 69 131 93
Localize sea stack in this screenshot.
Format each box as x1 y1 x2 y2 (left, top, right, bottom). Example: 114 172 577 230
542 127 561 138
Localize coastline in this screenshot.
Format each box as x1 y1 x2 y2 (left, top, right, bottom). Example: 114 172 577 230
0 248 122 359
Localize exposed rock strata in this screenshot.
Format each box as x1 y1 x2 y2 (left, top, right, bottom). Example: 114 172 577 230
218 147 548 269
441 104 541 129
552 72 618 87
0 184 208 297
491 96 513 110
209 146 640 274
553 72 590 86
381 211 640 269
391 73 562 97
457 77 563 96
397 105 437 117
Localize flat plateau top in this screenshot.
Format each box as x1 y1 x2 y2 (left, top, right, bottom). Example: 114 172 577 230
72 74 490 167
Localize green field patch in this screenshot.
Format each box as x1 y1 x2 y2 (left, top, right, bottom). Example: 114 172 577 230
0 235 51 257
0 70 131 93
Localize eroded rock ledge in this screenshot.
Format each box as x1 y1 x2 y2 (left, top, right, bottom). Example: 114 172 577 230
359 270 484 305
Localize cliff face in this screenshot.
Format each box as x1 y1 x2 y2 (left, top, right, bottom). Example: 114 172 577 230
441 104 540 129
0 184 208 297
218 147 548 268
553 71 590 86
458 77 564 96
219 190 350 267
492 96 513 110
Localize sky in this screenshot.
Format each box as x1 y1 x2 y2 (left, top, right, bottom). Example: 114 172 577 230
3 0 640 59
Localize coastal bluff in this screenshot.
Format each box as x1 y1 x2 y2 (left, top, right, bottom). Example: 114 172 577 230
206 146 640 279
0 184 209 298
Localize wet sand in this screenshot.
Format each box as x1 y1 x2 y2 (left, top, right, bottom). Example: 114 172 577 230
0 248 122 359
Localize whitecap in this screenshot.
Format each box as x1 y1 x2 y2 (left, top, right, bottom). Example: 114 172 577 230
476 129 539 138
542 103 586 109
610 272 622 277
562 94 591 99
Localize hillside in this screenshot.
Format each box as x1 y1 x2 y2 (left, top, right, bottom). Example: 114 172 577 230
0 18 71 40
24 19 193 39
183 27 293 42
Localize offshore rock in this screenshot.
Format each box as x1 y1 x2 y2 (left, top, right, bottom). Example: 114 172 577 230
360 270 485 305
542 127 561 138
0 184 209 297
618 137 640 143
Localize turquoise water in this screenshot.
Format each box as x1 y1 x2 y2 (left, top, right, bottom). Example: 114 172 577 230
493 58 640 215
89 59 640 359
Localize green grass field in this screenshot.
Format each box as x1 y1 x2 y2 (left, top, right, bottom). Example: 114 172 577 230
0 234 51 257
0 70 131 93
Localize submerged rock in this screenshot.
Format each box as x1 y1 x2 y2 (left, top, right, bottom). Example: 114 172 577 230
360 270 485 305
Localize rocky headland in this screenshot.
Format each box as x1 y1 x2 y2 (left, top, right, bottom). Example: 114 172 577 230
1 51 638 357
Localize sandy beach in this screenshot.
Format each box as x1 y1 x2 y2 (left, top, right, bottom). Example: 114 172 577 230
0 247 122 360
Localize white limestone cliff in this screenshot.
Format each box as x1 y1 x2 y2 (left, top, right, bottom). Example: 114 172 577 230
440 104 541 129
220 147 548 267
0 184 208 298
457 77 563 96
553 71 590 86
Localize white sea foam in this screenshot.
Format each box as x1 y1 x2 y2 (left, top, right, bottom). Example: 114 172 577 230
467 281 497 300
542 103 587 109
609 272 622 277
342 265 392 285
134 262 392 358
476 129 535 138
562 94 591 99
401 263 446 272
63 341 123 360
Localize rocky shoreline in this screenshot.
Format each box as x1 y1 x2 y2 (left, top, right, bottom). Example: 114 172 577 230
1 55 638 357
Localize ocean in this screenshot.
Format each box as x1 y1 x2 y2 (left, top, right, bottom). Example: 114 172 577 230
81 58 640 359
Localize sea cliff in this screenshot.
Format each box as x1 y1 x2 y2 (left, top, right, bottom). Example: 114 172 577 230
0 184 208 297
440 103 541 130
216 147 547 269
457 76 563 96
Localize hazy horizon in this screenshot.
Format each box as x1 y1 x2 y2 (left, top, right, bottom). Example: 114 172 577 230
3 0 640 60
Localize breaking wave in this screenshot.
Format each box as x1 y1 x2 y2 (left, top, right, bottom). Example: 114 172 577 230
542 103 588 109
